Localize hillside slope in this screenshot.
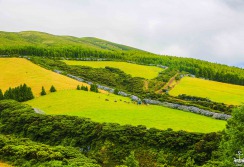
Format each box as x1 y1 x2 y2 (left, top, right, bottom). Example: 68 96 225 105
0 30 243 86
0 58 89 96
0 31 137 51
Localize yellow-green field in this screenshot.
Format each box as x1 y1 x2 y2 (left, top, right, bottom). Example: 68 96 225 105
62 60 162 79
0 58 90 97
26 90 226 133
0 162 12 167
170 77 244 105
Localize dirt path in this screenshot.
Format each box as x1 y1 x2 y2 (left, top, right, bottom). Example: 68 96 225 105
143 80 149 91
156 73 179 94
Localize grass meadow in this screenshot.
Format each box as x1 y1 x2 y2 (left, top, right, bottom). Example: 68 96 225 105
0 58 90 97
26 90 226 133
62 60 163 79
170 77 244 105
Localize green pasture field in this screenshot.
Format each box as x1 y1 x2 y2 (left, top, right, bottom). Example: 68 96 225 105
0 58 89 97
26 90 226 133
62 60 163 79
170 77 244 105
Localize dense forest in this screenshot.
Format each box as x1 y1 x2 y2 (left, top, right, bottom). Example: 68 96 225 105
0 100 243 166
0 31 243 86
0 100 222 166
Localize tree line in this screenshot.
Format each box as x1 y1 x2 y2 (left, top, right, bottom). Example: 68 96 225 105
0 84 34 102
0 44 243 86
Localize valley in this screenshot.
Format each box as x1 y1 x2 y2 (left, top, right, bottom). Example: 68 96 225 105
0 31 243 166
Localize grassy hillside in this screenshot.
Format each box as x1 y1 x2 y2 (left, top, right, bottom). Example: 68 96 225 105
0 31 137 51
170 77 244 105
26 90 226 133
0 31 243 86
63 60 163 79
0 58 90 97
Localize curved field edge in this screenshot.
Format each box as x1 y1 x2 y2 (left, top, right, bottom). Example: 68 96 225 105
169 77 244 105
0 58 91 97
26 90 226 133
62 60 163 79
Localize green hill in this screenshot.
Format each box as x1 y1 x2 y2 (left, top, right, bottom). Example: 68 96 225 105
0 31 243 86
0 31 138 51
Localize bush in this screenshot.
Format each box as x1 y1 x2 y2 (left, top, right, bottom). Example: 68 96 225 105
40 86 47 96
50 85 57 92
90 84 98 93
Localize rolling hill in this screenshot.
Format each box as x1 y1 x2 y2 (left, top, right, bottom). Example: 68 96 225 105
0 31 243 87
0 58 90 97
169 77 244 105
0 30 242 167
0 31 137 51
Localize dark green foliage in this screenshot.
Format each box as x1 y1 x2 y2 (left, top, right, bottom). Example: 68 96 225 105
0 89 4 100
77 85 81 90
3 84 34 102
156 68 178 82
0 100 223 166
90 84 99 93
40 86 46 96
185 157 195 167
219 106 244 166
50 85 57 92
81 85 88 91
114 88 119 95
0 134 100 167
124 151 139 167
178 94 236 114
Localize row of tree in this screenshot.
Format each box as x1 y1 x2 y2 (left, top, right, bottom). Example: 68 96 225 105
1 45 243 85
0 84 34 102
77 85 89 91
40 85 57 96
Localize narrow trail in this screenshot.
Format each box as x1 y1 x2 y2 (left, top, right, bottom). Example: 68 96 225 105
156 73 179 94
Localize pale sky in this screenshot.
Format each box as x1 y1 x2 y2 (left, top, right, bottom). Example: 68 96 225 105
0 0 244 67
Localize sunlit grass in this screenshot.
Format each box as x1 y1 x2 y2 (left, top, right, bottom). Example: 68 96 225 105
63 60 163 79
170 77 244 105
0 58 90 97
26 90 226 133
